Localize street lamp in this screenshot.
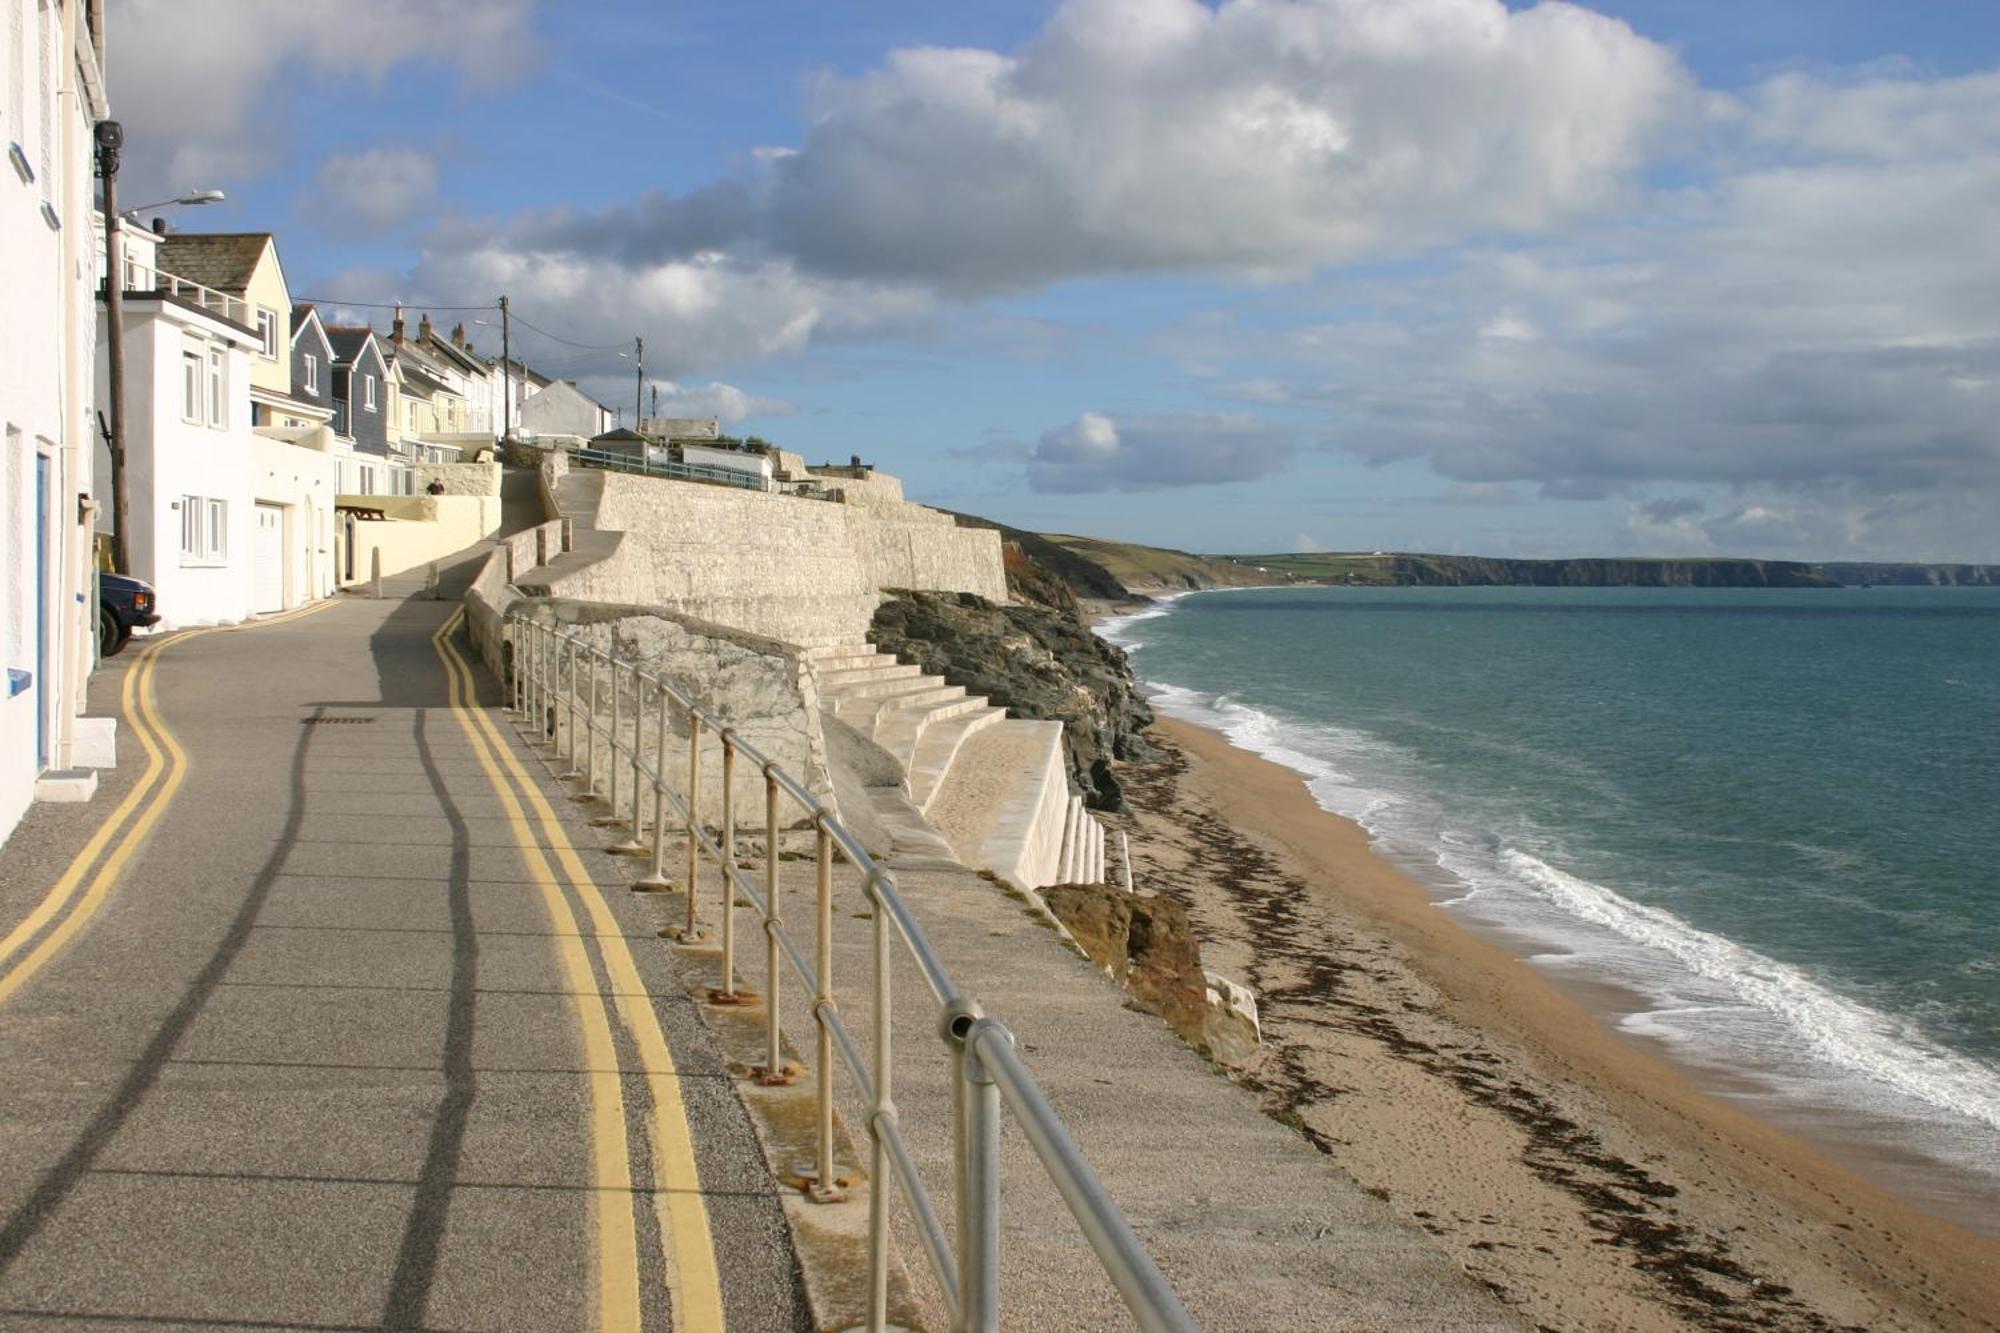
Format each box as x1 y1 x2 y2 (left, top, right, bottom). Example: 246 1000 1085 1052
121 188 225 224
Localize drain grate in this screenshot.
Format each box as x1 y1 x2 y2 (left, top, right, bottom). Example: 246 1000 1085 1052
302 716 376 725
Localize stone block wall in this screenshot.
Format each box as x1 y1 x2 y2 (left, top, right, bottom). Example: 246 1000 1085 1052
571 470 1005 646
409 460 503 496
512 598 835 825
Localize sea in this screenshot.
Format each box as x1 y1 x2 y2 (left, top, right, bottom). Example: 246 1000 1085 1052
1100 584 2000 1232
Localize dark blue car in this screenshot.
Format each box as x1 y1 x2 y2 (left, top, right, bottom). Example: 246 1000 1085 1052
98 572 160 657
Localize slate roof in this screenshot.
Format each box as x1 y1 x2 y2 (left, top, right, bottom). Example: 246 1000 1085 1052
399 366 448 400
154 233 272 293
326 326 379 365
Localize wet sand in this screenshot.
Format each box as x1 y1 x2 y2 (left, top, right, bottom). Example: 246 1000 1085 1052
1118 715 2000 1331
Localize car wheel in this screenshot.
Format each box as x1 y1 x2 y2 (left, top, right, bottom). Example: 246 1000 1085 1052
99 607 129 658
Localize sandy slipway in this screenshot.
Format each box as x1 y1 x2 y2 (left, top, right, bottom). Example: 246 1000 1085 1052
1119 717 2000 1332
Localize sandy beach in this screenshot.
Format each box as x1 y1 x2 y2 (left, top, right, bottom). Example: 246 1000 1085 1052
1117 714 2000 1331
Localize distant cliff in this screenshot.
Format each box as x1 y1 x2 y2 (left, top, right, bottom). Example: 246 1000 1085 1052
1037 533 1284 595
1229 552 1842 588
1813 563 2000 586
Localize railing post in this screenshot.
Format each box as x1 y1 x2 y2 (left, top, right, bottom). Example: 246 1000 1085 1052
582 650 600 797
754 776 790 1082
607 663 647 853
603 655 622 818
810 820 842 1199
560 640 582 779
869 876 893 1329
958 1029 1003 1333
628 664 645 831
636 680 671 892
683 714 703 940
717 738 737 998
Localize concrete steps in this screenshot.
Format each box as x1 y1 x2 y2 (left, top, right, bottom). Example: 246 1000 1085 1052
905 707 1007 812
810 641 1107 889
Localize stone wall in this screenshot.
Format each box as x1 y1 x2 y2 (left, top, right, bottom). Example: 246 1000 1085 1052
409 460 503 495
561 470 1005 646
511 599 835 825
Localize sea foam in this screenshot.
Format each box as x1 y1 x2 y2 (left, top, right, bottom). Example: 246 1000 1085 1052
1109 592 2000 1177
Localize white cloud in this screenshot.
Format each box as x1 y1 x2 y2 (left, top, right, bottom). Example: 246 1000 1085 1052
1024 411 1294 493
304 147 440 234
763 0 1688 291
646 380 795 426
1188 64 2000 558
109 0 534 195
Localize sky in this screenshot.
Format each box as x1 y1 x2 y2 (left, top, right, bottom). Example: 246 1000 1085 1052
107 0 2000 561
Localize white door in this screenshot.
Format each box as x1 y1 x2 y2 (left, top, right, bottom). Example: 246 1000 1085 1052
253 503 286 614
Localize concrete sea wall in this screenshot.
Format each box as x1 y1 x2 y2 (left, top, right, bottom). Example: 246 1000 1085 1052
564 469 1005 647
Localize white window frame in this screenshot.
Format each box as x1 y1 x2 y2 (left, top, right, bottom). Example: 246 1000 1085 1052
180 496 227 566
255 307 279 360
302 352 318 394
182 349 203 424
207 346 226 428
363 374 377 411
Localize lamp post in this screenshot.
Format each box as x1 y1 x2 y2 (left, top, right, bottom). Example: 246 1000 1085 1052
95 158 225 575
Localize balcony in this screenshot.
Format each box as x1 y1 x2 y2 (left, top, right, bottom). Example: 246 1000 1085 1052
115 256 251 329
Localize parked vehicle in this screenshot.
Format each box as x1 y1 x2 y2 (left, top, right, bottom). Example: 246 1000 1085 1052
98 572 160 657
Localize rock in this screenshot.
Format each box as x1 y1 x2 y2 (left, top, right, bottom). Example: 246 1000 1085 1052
870 590 1154 810
1042 884 1208 1044
1202 971 1262 1069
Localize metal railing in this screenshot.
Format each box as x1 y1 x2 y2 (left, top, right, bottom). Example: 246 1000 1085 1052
570 444 771 493
118 256 252 327
506 616 1194 1333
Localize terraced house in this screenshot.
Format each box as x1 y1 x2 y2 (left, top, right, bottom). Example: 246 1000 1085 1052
0 0 113 836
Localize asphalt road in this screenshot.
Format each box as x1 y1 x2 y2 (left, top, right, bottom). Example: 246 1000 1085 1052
0 582 809 1331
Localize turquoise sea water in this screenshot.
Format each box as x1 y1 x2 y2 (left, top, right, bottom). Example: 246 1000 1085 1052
1102 586 2000 1215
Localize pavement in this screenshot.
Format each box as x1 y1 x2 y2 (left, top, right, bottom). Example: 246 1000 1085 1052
0 558 810 1331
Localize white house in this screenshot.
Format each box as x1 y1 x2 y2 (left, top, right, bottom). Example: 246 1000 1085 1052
100 225 338 626
520 378 616 439
2 0 114 838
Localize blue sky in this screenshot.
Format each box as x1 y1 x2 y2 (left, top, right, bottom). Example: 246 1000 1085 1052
114 1 2000 560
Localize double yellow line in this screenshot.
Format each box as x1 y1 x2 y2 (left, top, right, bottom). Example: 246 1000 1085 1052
0 599 337 1006
431 608 724 1333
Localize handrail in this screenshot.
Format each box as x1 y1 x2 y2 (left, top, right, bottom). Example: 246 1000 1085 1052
505 617 1195 1332
569 444 771 492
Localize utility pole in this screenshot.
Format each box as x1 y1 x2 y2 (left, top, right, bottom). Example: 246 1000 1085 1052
651 383 658 419
634 335 644 433
95 119 130 574
499 295 512 443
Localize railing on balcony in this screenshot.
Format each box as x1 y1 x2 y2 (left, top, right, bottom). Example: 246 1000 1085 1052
118 254 251 328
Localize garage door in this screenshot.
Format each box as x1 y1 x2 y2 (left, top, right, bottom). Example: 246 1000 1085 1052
253 503 286 614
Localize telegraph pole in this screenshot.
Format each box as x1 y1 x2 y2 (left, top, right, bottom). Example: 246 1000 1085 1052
499 295 512 443
96 120 130 574
634 335 644 433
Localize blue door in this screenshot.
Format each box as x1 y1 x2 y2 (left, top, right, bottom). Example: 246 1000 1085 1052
35 452 50 768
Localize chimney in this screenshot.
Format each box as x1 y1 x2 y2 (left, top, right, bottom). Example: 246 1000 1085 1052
150 216 167 235
418 312 434 343
450 322 466 348
391 304 406 346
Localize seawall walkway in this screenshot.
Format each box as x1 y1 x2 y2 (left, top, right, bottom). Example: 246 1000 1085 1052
0 566 808 1330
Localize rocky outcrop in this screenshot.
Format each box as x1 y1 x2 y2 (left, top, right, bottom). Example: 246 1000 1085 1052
1043 885 1208 1042
869 591 1153 810
1043 884 1262 1067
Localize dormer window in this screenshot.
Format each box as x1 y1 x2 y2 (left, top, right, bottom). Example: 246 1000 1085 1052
303 353 318 393
363 375 376 411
